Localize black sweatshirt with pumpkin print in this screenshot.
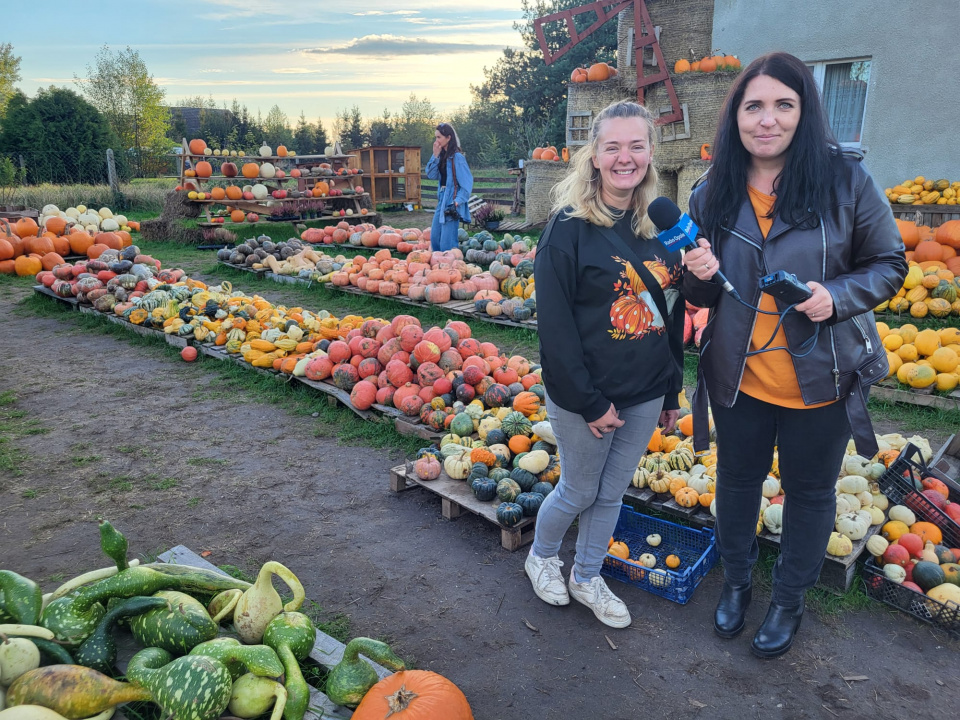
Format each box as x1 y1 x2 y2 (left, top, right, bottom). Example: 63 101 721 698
534 209 685 423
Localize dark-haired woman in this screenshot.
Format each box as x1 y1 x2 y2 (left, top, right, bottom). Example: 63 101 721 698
425 123 473 251
682 52 906 657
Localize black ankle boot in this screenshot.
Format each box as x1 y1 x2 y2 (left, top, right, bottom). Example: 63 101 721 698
714 581 752 638
751 598 805 658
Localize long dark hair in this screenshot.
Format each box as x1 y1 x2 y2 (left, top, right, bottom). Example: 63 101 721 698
700 52 838 236
436 122 462 167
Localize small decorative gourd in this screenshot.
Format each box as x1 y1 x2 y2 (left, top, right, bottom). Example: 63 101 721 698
826 532 853 557
233 562 306 645
325 638 406 709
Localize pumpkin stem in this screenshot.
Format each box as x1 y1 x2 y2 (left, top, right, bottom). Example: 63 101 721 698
384 685 419 717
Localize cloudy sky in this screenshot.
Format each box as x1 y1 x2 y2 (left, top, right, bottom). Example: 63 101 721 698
8 0 527 125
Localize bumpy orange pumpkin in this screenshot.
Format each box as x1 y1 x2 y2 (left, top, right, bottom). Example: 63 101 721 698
675 486 700 507
512 391 541 416
352 670 473 720
608 541 630 560
470 447 496 467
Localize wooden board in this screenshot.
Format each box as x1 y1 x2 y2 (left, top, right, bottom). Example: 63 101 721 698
157 545 395 720
389 464 536 551
33 284 79 308
871 381 960 412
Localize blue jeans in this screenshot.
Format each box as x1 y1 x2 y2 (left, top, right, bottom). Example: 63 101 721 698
430 211 459 252
712 392 851 604
531 395 664 580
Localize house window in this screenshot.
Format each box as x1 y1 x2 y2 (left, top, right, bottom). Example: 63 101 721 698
568 112 592 146
807 59 871 148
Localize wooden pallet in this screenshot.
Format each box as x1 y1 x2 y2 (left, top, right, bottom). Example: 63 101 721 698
389 465 536 551
493 219 545 233
157 545 395 720
871 379 960 412
622 485 879 594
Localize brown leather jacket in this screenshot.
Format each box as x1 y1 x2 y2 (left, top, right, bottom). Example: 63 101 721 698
683 150 908 457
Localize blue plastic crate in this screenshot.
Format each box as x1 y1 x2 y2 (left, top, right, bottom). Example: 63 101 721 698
601 504 718 605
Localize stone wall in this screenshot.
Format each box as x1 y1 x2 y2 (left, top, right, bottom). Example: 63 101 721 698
617 1 714 85
525 160 571 225
566 79 628 157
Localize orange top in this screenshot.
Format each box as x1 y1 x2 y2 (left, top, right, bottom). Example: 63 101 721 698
739 186 834 408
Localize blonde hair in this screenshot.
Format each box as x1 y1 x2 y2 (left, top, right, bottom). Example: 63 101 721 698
550 100 658 237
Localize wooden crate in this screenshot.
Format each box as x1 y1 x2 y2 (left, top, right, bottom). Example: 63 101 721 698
389 464 536 551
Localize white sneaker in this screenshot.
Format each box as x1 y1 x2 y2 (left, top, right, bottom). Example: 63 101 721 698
525 552 570 606
568 574 632 628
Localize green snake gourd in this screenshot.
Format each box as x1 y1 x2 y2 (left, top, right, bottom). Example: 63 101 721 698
262 612 315 720
325 637 406 709
188 637 284 680
128 591 218 654
97 521 128 572
74 596 170 674
126 648 232 720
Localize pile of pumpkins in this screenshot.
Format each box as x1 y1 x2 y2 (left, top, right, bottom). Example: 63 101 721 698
1 214 137 276
530 146 568 162
866 497 960 609
881 324 960 392
414 399 561 528
301 223 429 252
876 219 960 318
569 62 617 83
885 176 960 206
674 53 741 74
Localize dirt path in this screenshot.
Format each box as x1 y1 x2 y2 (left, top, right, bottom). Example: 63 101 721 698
1 280 958 720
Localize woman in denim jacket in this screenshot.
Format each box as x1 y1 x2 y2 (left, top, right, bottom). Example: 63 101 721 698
425 123 473 251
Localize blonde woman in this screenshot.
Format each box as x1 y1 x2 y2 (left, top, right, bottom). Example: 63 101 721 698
525 100 685 628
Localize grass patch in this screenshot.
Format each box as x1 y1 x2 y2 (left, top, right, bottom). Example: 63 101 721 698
0 391 46 476
21 488 43 499
71 453 103 466
218 564 256 584
867 398 960 434
187 497 201 507
150 477 179 491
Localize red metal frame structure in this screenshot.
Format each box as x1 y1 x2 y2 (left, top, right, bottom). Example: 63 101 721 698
533 0 683 124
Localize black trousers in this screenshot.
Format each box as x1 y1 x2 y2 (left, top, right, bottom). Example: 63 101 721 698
712 392 851 604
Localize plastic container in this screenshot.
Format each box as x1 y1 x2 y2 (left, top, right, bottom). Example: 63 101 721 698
877 443 960 547
861 558 959 638
601 504 717 605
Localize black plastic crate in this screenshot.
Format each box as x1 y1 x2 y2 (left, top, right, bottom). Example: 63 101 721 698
601 504 717 605
862 558 960 638
876 443 960 548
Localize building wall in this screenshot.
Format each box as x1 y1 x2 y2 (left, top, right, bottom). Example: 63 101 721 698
712 0 957 187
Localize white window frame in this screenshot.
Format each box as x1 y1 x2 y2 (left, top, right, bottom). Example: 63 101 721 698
807 57 872 150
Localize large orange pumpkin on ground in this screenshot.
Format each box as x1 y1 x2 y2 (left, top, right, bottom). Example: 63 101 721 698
26 235 55 256
45 217 68 235
86 244 109 259
40 252 65 271
0 238 13 260
69 232 95 256
351 670 473 720
14 255 42 276
96 232 122 251
0 259 14 274
51 235 70 256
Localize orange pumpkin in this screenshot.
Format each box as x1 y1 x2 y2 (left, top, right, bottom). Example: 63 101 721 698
210 187 226 200
910 521 942 546
86 243 109 259
508 435 532 454
241 163 260 179
674 58 691 74
14 255 42 276
895 219 920 249
96 232 122 251
699 56 718 72
26 235 55 256
45 217 68 235
188 138 207 154
225 185 243 200
51 235 70 256
40 252 66 271
0 259 15 274
115 231 132 248
913 240 944 263
15 218 39 238
195 161 213 178
276 145 288 157
647 427 662 452
0 237 13 261
352 670 474 720
723 55 741 69
935 219 960 250
570 67 588 83
586 62 611 81
230 210 246 223
68 232 95 256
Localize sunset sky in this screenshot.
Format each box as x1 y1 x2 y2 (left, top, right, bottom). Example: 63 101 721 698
8 0 527 126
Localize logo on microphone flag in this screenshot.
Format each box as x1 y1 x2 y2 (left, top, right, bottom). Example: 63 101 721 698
656 213 699 252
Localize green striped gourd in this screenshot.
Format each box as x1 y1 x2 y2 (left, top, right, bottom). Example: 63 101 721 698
129 591 218 654
74 595 170 674
127 648 232 720
642 452 669 474
668 447 696 472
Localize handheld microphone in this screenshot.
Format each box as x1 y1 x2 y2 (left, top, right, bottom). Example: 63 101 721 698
647 197 740 300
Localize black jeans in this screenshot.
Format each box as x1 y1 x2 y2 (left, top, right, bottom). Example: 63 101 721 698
712 392 851 605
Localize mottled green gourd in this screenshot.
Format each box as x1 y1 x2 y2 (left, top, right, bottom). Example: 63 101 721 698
98 519 129 571
127 647 233 720
325 638 407 709
74 595 170 674
0 570 42 625
6 664 151 719
262 612 316 720
189 637 284 680
40 564 250 645
129 591 218 654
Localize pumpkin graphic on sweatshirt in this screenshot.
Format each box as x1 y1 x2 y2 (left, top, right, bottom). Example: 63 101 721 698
608 256 680 340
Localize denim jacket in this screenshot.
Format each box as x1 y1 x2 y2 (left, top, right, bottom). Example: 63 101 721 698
425 152 473 222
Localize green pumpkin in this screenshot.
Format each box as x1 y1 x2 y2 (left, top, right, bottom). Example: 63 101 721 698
501 410 533 437
510 467 538 492
496 478 522 502
529 384 546 401
489 467 511 483
449 412 475 438
512 451 528 469
472 477 498 502
485 428 508 446
531 481 554 497
513 306 534 321
469 462 489 478
532 440 555 454
931 279 958 303
496 502 524 527
912 561 945 592
515 492 544 517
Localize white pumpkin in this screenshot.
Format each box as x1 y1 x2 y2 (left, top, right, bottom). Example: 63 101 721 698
260 163 276 179
260 144 273 157
709 498 717 517
878 433 907 451
84 223 99 233
98 207 113 219
687 474 711 495
324 145 335 156
870 492 889 511
638 553 657 568
518 450 550 475
762 503 784 534
531 421 556 445
65 207 81 219
836 474 869 494
855 490 874 508
646 533 662 547
76 204 87 213
761 475 780 498
100 218 120 232
883 563 906 583
842 455 872 478
759 496 771 514
442 453 472 480
837 492 862 513
866 534 888 557
41 203 59 215
835 512 870 540
114 214 128 227
888 505 916 526
866 505 885 525
252 184 269 200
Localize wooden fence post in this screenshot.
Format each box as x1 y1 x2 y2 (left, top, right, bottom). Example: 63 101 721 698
106 149 119 193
